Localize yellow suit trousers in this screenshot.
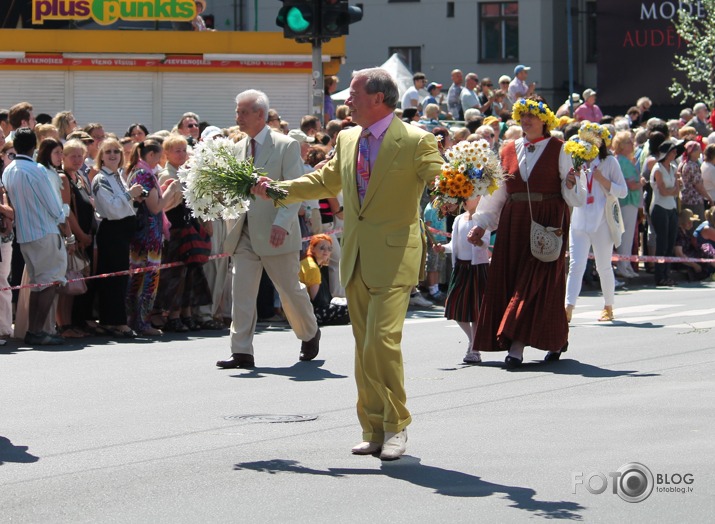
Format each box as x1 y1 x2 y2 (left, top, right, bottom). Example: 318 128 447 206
346 257 413 442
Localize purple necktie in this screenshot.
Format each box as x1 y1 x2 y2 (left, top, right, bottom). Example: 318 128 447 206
250 138 256 159
356 129 371 203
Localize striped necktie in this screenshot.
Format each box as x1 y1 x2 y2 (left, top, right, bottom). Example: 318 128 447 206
356 129 371 203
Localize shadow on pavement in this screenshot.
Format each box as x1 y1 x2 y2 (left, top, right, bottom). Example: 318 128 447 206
233 457 585 519
513 359 660 378
0 436 40 465
575 321 664 329
229 360 348 382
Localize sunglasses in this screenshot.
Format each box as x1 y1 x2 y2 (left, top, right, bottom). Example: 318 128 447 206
485 83 493 87
186 123 199 128
104 149 121 155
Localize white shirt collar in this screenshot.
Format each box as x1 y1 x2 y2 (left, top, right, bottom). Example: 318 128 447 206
252 126 270 145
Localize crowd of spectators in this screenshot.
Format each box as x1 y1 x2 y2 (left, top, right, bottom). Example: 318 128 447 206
2 62 715 345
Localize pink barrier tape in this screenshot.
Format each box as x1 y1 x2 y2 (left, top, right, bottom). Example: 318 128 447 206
596 253 715 264
426 226 715 263
0 253 231 292
6 229 711 292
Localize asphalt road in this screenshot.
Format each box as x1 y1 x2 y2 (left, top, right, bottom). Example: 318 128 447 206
1 281 714 523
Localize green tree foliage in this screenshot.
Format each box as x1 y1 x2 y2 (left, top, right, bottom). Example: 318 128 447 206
670 0 715 105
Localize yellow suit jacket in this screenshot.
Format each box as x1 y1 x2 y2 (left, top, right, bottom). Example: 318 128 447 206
281 117 443 288
223 128 304 256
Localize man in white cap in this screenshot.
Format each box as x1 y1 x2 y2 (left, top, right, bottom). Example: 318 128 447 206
507 65 535 103
574 88 603 123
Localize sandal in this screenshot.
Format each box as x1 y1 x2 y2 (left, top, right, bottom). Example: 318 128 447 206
598 308 615 322
58 325 87 338
164 318 189 333
200 318 226 331
138 326 163 337
100 325 138 339
181 316 202 331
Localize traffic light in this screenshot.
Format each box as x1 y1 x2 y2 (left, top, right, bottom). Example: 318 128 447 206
276 1 317 41
319 0 363 40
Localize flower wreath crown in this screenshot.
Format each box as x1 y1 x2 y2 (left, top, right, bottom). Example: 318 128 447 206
578 122 612 148
512 98 559 133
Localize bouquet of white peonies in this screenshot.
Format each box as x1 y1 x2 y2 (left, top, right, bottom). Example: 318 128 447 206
177 136 287 221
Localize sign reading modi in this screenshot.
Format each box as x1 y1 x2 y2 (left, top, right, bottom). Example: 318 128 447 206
32 0 197 25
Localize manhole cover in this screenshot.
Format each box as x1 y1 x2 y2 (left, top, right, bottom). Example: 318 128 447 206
223 414 318 423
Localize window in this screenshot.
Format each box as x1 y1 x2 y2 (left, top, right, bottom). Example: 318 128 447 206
389 46 421 73
447 2 455 18
585 1 597 63
479 2 518 62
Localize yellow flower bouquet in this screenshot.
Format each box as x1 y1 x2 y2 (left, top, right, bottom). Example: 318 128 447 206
564 122 612 170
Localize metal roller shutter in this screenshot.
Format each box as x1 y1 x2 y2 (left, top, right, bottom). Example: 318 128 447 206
73 71 156 137
0 71 67 117
161 72 311 132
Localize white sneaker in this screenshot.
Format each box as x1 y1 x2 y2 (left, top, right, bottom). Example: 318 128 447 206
351 441 382 455
462 351 482 364
380 430 407 461
409 293 433 308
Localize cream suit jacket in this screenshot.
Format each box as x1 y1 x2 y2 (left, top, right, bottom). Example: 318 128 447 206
281 117 444 288
223 128 304 256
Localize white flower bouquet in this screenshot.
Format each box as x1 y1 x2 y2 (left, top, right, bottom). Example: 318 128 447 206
177 136 288 221
431 139 507 215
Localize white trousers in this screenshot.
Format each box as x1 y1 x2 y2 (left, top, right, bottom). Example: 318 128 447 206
197 219 232 319
566 220 616 308
616 205 639 273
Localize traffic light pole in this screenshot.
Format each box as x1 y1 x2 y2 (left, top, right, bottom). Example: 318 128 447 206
312 38 324 123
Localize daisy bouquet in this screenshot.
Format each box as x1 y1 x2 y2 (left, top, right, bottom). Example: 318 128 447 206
431 139 507 216
177 136 287 221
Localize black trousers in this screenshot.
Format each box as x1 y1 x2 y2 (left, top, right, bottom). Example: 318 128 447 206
96 217 135 325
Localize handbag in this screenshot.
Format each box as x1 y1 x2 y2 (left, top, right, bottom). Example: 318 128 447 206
605 193 625 248
59 252 89 296
526 177 564 263
178 220 212 265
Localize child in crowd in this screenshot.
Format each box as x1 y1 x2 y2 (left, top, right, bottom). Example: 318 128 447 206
298 234 349 326
434 196 490 364
674 208 711 280
423 197 451 303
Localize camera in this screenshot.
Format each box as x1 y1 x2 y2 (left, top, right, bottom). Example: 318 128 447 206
141 189 149 198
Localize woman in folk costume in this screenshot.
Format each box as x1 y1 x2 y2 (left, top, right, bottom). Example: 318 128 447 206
466 96 586 369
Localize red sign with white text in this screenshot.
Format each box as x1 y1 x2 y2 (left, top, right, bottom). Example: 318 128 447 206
0 54 312 70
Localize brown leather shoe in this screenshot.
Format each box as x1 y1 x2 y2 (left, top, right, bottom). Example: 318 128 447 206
216 353 255 369
299 328 321 361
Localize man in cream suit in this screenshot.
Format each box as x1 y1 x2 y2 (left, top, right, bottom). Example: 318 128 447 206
217 90 320 370
253 69 443 460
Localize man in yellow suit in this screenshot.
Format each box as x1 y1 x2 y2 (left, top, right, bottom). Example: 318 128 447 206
253 68 443 460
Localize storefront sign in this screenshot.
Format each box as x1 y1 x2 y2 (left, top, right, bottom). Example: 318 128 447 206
0 54 313 71
32 0 196 26
597 1 705 107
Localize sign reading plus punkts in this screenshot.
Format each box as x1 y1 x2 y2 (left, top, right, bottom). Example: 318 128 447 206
32 0 196 25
